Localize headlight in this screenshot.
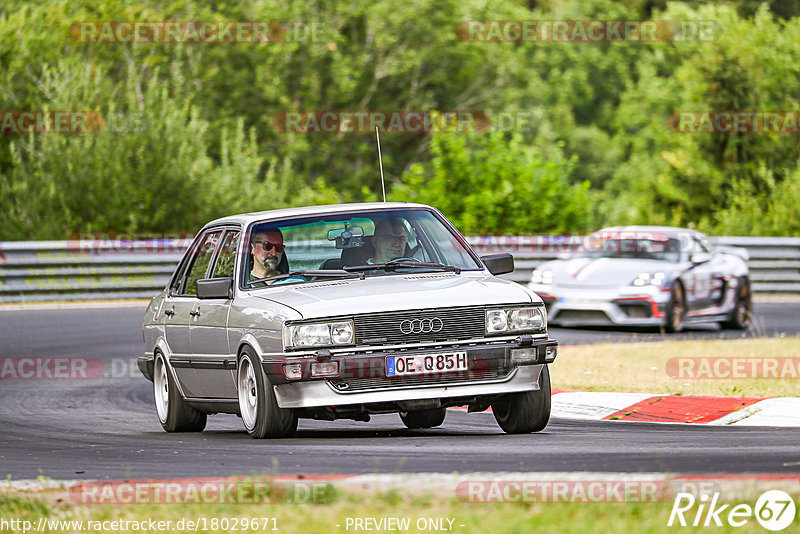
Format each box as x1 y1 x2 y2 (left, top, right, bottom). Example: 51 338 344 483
284 320 355 349
632 272 666 287
486 306 546 334
530 269 553 285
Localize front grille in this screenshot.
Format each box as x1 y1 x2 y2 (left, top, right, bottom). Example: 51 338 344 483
618 302 652 319
556 310 611 323
328 366 513 392
353 306 485 346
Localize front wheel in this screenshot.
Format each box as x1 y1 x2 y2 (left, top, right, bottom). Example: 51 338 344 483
492 365 551 434
722 277 752 330
400 408 446 429
153 353 207 432
665 282 686 333
237 348 297 439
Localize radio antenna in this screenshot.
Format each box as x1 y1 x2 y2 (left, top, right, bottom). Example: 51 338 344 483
376 126 386 202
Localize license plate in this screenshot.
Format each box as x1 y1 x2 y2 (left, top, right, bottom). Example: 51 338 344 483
386 351 468 377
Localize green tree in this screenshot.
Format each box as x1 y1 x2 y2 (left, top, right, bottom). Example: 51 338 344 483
393 130 592 234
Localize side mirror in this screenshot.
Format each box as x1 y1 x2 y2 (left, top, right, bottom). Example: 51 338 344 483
196 277 232 299
690 252 712 264
481 253 514 275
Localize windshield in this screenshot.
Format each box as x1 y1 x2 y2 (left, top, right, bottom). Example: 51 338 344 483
242 208 482 287
573 232 682 262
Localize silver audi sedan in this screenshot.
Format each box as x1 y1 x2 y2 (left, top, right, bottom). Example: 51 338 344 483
138 203 557 438
527 226 752 332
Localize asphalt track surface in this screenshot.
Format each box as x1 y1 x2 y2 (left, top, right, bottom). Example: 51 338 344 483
1 302 799 480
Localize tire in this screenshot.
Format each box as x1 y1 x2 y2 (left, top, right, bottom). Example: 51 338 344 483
400 408 446 429
492 365 551 434
153 353 207 432
665 282 686 333
722 277 752 330
237 347 297 439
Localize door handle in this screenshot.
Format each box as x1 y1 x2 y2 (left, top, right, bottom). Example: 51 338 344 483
189 310 201 317
164 308 175 317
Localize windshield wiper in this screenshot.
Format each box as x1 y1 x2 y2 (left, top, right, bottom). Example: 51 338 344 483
344 260 461 274
249 269 364 286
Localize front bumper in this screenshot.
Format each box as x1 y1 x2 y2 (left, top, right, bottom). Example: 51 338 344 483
274 364 546 408
265 337 557 409
529 284 670 327
138 355 154 381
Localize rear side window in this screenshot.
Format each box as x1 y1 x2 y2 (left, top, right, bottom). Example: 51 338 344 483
179 230 223 296
210 230 240 278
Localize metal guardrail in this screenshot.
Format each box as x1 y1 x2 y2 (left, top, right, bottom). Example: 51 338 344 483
0 240 185 302
1 236 798 302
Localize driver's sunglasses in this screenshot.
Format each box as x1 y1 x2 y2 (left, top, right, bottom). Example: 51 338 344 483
253 241 285 253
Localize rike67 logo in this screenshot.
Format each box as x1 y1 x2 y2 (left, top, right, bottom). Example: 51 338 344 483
669 490 797 531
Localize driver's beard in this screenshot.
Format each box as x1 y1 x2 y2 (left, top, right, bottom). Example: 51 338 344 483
256 255 280 275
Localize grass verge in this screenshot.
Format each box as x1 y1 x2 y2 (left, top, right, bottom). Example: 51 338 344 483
552 336 800 397
0 485 776 534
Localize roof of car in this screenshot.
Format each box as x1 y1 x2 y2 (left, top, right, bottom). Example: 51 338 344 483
201 202 434 230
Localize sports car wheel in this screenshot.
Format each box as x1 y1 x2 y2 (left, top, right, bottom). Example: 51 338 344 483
722 277 752 330
492 365 551 434
400 408 446 429
153 353 207 432
665 282 686 333
237 347 297 439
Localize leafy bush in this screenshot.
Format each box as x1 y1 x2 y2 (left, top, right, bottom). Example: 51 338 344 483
393 131 593 234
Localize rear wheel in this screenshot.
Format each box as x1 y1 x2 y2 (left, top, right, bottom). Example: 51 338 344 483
722 278 752 330
153 353 207 432
665 282 686 333
492 365 551 434
237 347 297 439
400 408 446 429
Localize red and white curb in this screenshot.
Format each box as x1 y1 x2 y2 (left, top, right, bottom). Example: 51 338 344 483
550 392 800 426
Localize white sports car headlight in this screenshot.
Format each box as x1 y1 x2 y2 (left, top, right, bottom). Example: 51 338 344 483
530 269 553 285
632 271 667 287
284 320 354 349
486 306 547 334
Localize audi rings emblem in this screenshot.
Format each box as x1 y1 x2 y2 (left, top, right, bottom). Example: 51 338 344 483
399 317 444 335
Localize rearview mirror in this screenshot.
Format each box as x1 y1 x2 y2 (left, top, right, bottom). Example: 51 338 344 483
328 225 364 249
690 252 712 264
197 277 232 299
481 253 514 275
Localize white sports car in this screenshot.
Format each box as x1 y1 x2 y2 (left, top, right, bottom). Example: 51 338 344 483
527 226 752 332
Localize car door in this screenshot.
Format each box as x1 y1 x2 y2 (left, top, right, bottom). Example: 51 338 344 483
686 236 715 312
188 228 240 399
163 229 223 397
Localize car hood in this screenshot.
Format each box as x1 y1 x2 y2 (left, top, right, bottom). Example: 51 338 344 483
250 273 534 319
543 257 676 289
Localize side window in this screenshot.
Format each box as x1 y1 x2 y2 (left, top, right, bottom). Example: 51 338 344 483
693 237 709 254
210 230 240 279
181 231 223 296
